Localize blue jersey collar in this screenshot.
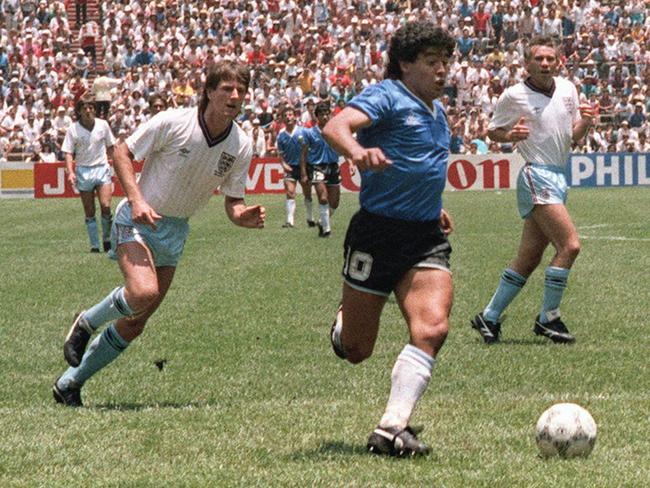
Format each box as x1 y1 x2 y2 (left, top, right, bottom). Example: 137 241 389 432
395 80 438 119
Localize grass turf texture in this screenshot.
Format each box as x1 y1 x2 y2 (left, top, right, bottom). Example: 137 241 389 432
1 187 648 487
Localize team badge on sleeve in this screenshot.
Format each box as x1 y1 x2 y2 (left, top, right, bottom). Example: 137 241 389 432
214 152 236 177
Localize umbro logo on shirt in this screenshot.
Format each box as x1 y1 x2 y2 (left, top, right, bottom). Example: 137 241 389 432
405 113 420 126
179 148 191 157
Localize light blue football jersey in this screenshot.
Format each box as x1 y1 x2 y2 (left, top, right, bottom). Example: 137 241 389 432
302 125 340 166
276 126 305 167
349 79 450 222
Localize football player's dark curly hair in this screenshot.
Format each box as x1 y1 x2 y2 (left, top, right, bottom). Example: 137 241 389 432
385 21 456 80
314 101 331 116
199 60 251 113
74 94 95 118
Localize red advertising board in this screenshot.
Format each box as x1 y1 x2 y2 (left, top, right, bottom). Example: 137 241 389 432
34 154 523 198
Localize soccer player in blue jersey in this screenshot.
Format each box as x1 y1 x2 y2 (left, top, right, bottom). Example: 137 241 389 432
277 106 314 228
299 102 341 237
53 61 266 407
62 94 116 253
471 37 593 345
322 21 456 457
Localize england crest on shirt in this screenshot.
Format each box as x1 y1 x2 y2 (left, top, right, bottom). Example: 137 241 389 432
562 96 575 113
214 152 236 177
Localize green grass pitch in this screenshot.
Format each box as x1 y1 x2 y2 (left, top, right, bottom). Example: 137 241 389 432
1 187 648 487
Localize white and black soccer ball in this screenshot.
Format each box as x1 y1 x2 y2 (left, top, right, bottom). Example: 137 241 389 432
535 403 597 459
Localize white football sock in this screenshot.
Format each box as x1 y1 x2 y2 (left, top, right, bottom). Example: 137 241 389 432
379 344 435 430
319 203 330 232
286 198 296 225
304 198 313 222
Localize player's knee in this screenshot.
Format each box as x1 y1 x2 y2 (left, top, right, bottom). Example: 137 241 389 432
418 317 449 350
564 239 581 260
128 284 160 311
345 345 374 364
100 206 111 216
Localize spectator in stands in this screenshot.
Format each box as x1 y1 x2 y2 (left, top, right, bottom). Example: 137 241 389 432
52 105 72 138
75 0 88 27
457 26 475 59
92 69 122 120
629 103 646 129
614 97 633 124
472 1 490 52
79 19 99 68
73 49 91 78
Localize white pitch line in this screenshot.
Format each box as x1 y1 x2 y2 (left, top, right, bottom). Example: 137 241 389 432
580 235 650 242
578 224 611 230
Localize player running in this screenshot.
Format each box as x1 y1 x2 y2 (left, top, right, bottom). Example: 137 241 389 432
53 61 266 407
277 105 314 228
471 36 593 344
299 102 341 237
323 21 456 457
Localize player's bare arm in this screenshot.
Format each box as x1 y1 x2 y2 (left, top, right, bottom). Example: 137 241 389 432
299 144 309 184
112 141 161 229
487 117 530 143
224 196 266 228
572 102 594 143
64 152 76 186
322 106 392 172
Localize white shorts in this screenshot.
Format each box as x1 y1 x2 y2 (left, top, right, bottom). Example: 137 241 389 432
75 164 112 192
517 164 568 219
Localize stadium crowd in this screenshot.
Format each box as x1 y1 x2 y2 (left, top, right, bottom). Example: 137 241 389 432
1 0 650 163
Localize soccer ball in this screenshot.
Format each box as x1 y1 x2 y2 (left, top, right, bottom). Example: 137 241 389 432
535 403 597 459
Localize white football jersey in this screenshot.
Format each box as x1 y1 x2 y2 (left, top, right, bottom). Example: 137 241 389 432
126 107 253 218
489 77 580 168
62 118 115 167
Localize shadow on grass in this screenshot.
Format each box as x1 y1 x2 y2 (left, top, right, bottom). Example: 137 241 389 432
91 401 216 411
288 440 367 460
472 338 551 346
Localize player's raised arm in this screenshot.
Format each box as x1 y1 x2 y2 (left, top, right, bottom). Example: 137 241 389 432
322 106 391 172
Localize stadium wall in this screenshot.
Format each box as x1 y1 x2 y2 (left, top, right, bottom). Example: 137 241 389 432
1 154 649 199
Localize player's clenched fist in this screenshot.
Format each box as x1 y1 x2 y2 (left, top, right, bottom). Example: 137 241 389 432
349 147 392 172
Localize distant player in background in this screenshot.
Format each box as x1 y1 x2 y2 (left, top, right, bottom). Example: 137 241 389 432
276 106 313 228
148 93 167 117
62 94 116 253
299 102 341 237
471 36 593 345
53 61 266 407
323 21 456 457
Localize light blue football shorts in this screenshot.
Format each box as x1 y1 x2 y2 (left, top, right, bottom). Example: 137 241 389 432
517 163 568 219
75 164 113 192
109 199 190 267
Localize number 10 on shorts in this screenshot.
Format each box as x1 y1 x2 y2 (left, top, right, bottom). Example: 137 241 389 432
344 247 374 281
